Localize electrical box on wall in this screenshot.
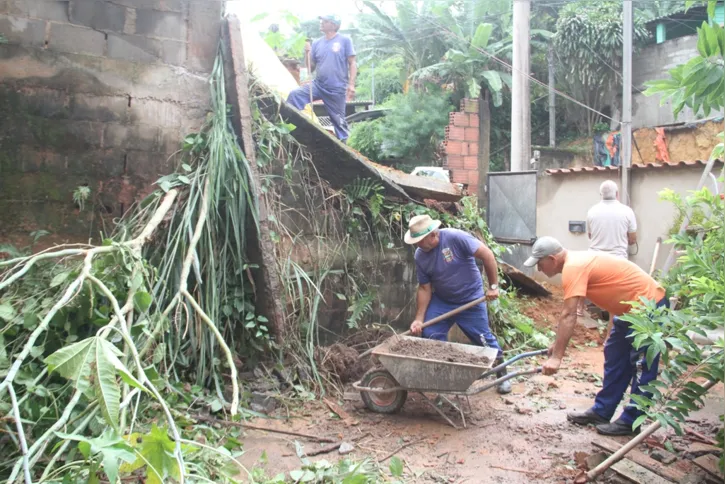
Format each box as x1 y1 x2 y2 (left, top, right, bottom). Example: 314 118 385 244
569 221 586 233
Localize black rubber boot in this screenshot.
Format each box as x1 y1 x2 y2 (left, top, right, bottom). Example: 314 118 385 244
495 359 512 394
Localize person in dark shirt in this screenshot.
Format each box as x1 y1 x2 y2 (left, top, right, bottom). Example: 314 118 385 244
286 14 357 142
405 215 511 394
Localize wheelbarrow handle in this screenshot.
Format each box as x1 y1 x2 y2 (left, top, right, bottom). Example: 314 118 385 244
479 348 548 379
468 367 543 395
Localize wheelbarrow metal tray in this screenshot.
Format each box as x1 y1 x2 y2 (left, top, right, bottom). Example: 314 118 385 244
371 335 498 392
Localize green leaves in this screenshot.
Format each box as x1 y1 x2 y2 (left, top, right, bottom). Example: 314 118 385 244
0 302 15 322
122 425 182 484
471 23 493 50
56 429 136 484
480 71 503 95
45 337 146 428
645 21 725 119
133 291 152 312
389 456 404 477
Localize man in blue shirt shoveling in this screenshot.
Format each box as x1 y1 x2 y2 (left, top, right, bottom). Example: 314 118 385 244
287 14 357 143
405 215 512 394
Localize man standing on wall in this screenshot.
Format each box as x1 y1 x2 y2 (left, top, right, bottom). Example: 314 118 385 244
524 236 667 436
579 180 638 328
286 15 357 143
404 215 512 394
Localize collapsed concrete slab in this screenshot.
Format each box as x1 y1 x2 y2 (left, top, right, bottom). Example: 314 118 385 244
234 15 463 203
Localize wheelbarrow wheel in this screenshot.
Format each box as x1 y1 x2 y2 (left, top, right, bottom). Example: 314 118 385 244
360 369 407 414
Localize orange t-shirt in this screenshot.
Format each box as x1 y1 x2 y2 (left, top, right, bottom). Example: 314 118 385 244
562 251 665 316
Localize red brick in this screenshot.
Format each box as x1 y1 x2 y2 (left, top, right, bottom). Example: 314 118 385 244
470 114 479 128
468 142 479 155
463 155 478 170
468 170 480 185
449 126 465 141
446 154 464 169
451 170 467 184
464 127 479 142
462 98 479 113
445 140 462 155
452 112 469 127
460 142 468 156
467 185 478 195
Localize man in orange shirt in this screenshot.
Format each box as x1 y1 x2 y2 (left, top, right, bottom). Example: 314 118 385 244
524 236 668 436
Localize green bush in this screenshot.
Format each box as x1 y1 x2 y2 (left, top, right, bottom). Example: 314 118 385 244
348 119 384 161
349 90 453 164
355 56 405 105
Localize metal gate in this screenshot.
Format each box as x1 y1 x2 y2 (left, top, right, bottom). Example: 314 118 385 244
486 171 537 244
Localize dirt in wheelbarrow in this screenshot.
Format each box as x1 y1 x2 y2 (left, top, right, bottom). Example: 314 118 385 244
389 338 492 366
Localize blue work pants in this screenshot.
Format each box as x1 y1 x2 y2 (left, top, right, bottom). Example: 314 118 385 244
421 294 503 359
592 297 669 425
286 81 350 141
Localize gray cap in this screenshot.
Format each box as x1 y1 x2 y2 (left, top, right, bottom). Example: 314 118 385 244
523 236 564 267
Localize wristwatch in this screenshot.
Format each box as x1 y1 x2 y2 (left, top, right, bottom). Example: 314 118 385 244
490 284 498 290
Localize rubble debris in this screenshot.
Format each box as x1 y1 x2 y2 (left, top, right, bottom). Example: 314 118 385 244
339 442 355 455
500 261 551 296
592 437 687 482
683 442 722 459
585 452 608 470
388 338 492 366
693 454 723 479
649 449 677 465
317 343 359 382
250 391 278 414
610 459 671 484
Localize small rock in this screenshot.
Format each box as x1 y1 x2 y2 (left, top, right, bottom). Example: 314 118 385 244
339 442 355 455
515 406 533 415
503 397 515 405
558 402 567 410
585 452 608 470
250 392 277 414
650 449 677 465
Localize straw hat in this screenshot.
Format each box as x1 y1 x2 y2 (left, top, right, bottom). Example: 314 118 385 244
404 214 442 245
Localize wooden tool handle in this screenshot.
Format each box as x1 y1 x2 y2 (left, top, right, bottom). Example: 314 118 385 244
358 295 489 359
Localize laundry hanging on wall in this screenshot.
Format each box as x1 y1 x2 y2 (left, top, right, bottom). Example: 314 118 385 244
654 127 671 163
593 132 621 167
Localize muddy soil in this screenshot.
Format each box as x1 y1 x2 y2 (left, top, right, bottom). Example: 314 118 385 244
389 338 492 366
247 294 723 483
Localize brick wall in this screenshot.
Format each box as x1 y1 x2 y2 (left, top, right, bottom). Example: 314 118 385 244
0 0 223 243
442 98 480 195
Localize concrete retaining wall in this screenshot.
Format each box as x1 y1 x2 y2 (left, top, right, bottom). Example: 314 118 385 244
0 0 222 243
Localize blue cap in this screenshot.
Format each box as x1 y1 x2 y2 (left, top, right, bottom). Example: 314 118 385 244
319 15 342 26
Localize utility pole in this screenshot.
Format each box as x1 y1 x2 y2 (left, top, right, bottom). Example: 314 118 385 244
371 61 375 107
621 0 633 204
548 44 556 147
510 0 531 172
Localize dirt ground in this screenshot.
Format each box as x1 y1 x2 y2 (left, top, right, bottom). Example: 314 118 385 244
238 298 724 483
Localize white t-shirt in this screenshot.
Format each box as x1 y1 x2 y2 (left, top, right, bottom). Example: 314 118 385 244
587 200 637 259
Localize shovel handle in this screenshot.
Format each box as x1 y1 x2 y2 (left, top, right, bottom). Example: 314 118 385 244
358 295 489 359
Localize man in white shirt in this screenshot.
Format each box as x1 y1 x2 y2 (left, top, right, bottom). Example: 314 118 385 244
587 180 637 259
580 180 638 327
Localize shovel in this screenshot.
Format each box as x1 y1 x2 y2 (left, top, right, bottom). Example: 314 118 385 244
358 294 489 359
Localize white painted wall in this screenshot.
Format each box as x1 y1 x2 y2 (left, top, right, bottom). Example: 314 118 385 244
532 164 724 284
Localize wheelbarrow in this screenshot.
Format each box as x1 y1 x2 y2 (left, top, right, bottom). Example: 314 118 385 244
353 335 547 428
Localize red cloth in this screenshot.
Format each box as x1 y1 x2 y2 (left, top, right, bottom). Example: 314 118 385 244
654 128 670 163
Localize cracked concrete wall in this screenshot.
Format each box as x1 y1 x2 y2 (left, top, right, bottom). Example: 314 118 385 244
0 0 222 243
